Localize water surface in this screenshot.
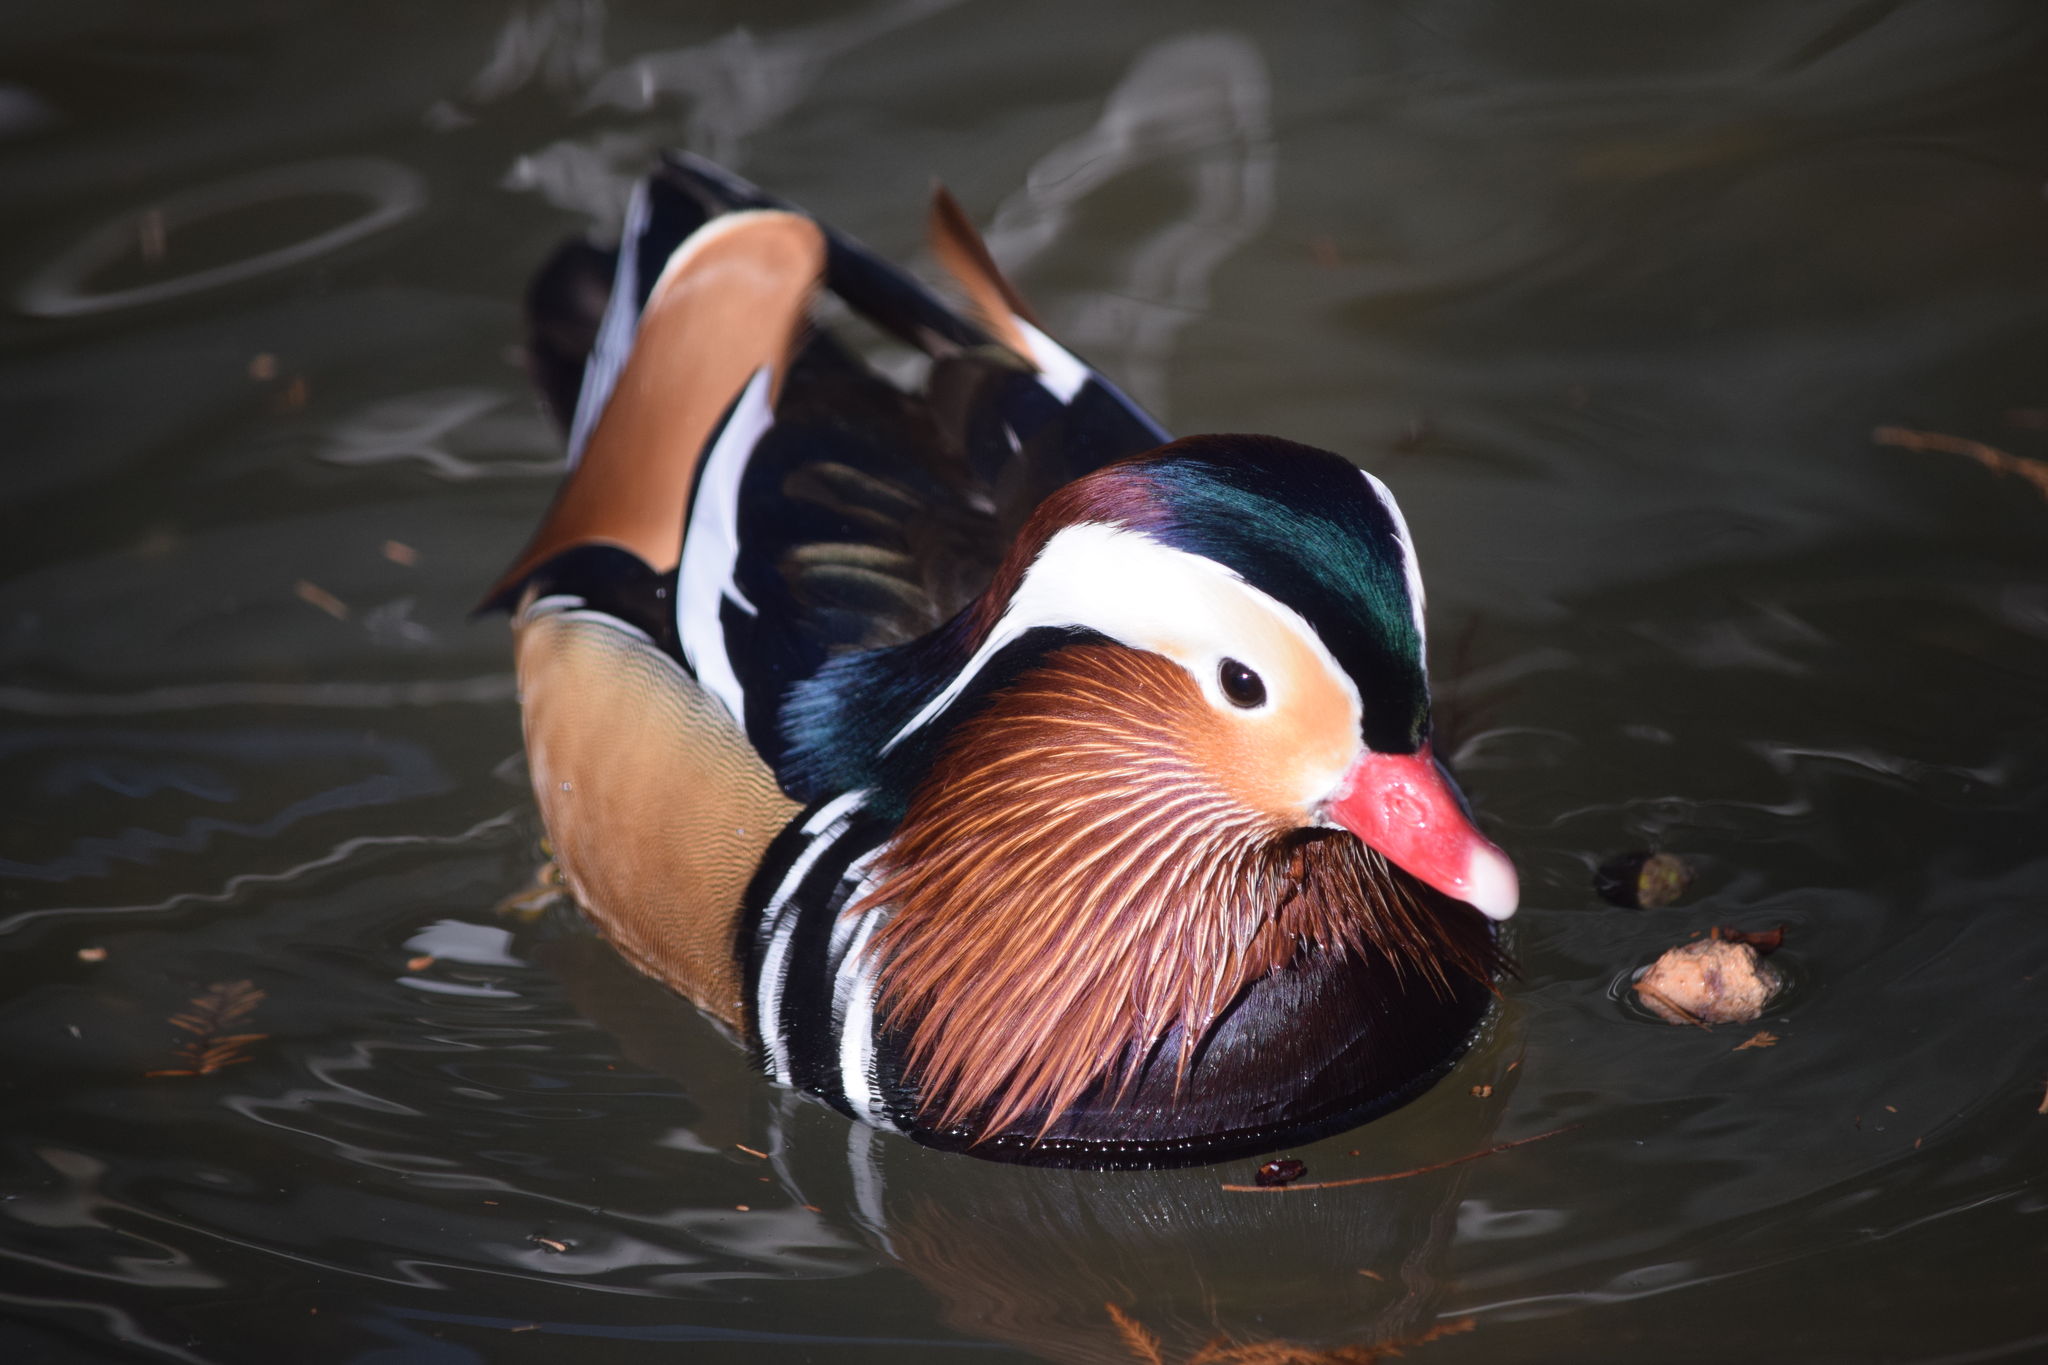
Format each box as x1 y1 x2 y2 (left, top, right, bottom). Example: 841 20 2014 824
3 2 2047 1361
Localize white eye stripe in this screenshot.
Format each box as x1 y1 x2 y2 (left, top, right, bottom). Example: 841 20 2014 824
880 522 1359 754
1359 469 1426 666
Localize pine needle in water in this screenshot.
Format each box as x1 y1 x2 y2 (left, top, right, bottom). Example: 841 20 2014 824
1107 1302 1166 1365
148 980 267 1077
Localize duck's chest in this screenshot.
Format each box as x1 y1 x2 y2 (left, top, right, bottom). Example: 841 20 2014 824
739 799 1492 1170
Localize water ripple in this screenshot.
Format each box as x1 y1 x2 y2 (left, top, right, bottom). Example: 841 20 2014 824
18 158 425 319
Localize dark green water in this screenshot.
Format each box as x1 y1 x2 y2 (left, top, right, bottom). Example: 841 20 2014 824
4 3 2046 1361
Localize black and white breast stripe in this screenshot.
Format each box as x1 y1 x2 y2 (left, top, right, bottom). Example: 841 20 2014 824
742 789 906 1131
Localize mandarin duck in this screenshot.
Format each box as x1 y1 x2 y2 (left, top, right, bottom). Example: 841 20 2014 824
485 153 1518 1168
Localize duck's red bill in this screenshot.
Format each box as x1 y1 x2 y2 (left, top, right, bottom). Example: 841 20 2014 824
1326 747 1518 921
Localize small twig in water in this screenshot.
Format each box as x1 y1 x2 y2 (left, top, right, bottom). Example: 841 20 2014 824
1632 980 1713 1031
1874 426 2048 502
1221 1125 1574 1193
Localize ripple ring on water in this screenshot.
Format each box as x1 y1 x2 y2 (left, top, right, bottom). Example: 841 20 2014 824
17 156 426 318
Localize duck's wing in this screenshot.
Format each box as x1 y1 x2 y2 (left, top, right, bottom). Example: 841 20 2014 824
649 152 1171 550
490 155 1171 774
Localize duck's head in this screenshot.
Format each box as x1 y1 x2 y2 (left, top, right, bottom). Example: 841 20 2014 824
864 434 1517 1138
884 433 1516 916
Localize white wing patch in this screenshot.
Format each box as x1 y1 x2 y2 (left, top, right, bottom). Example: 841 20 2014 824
676 365 772 727
1009 316 1168 443
1012 316 1091 404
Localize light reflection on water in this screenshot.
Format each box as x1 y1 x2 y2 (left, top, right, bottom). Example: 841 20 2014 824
2 1 2046 1361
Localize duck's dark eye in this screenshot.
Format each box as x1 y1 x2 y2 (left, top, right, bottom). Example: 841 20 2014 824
1218 657 1266 708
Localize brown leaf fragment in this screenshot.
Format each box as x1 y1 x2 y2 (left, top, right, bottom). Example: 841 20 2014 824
381 540 417 566
405 955 434 972
1106 1302 1166 1365
1874 425 2048 503
1711 924 1786 954
1406 1318 1479 1347
1470 1084 1494 1098
1733 1030 1779 1051
295 580 349 620
531 1235 568 1253
76 946 107 963
1255 1158 1307 1187
734 1144 768 1160
1356 1268 1383 1281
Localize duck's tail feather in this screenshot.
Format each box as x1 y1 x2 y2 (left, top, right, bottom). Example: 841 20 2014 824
926 184 1040 353
659 153 1168 456
657 151 989 357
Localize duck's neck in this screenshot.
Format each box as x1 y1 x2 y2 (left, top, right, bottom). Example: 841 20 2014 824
858 642 1489 1140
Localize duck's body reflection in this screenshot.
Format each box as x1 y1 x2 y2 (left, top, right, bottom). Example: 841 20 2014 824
535 928 1503 1363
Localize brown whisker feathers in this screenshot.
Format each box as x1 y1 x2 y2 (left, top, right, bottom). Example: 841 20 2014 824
858 644 1497 1141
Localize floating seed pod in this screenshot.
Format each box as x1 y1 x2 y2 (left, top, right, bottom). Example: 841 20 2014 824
1596 851 1693 909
